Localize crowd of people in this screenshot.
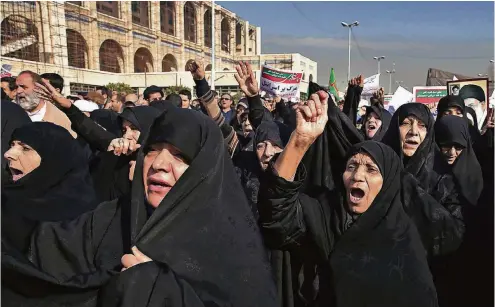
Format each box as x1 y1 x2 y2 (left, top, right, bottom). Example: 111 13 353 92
1 59 493 307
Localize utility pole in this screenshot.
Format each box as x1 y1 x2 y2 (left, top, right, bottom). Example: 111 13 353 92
341 21 359 81
211 0 216 90
385 62 395 94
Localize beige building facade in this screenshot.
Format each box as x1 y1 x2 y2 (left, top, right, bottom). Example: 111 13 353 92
1 1 316 97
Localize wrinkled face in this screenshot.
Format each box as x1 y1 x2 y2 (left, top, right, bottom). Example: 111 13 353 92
15 74 41 111
1 81 16 100
220 95 232 109
143 143 190 208
442 106 463 118
4 140 42 181
148 92 162 103
241 116 253 134
399 115 428 157
343 152 383 214
256 140 283 170
179 94 190 109
364 112 383 139
122 119 141 141
440 144 464 165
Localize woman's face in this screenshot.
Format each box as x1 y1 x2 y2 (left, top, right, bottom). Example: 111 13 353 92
241 116 253 134
442 106 463 118
364 112 383 139
4 140 42 181
143 143 190 208
256 140 283 170
440 144 464 165
122 119 141 140
399 115 428 157
343 153 383 214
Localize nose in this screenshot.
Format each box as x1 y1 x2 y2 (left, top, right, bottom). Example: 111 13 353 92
409 121 419 136
151 149 173 173
4 147 18 161
264 143 275 158
351 165 365 182
449 146 456 156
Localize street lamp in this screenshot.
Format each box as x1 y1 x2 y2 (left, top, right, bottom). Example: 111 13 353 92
490 60 494 63
385 62 396 94
478 73 489 77
341 21 359 82
395 80 404 91
373 56 385 74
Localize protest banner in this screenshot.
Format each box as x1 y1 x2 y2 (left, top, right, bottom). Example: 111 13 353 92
260 66 303 101
362 74 380 96
384 94 393 106
387 86 413 113
1 64 12 78
413 86 447 104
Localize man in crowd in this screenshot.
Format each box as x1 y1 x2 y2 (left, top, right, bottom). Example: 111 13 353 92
143 85 164 104
96 86 110 105
219 93 235 123
179 89 192 109
124 93 139 108
15 70 76 137
1 76 17 101
105 92 123 113
40 73 64 94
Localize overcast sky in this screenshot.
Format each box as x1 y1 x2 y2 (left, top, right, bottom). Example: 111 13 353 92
219 1 494 93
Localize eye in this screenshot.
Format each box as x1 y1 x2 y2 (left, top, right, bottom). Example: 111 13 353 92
418 122 426 128
22 146 31 152
346 163 356 171
367 166 379 174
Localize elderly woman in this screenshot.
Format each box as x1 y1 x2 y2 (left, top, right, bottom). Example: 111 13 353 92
2 107 277 307
257 92 440 306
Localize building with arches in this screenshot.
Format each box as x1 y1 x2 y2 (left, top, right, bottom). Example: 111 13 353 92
1 1 316 97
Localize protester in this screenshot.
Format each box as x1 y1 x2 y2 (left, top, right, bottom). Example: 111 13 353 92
143 85 164 104
360 104 392 141
40 73 64 93
1 100 31 173
258 91 438 306
16 71 76 137
2 107 278 307
124 93 139 108
219 93 235 123
1 76 17 101
178 89 192 109
96 85 110 105
164 93 182 108
105 92 123 112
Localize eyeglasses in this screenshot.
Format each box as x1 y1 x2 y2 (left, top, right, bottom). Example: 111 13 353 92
221 97 231 100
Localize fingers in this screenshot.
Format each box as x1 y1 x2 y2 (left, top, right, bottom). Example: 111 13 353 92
240 61 248 77
299 104 313 119
131 246 152 262
121 254 139 270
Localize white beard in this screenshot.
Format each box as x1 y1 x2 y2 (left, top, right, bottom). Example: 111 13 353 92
16 93 40 112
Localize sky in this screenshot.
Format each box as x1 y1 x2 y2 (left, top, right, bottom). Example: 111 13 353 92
218 1 494 93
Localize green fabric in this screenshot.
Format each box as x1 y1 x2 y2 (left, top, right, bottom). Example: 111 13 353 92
328 68 340 101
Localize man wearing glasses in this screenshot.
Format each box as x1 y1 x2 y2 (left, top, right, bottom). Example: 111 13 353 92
219 93 235 123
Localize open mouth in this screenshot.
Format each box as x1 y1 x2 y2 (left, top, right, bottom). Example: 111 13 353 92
349 187 365 204
404 139 419 148
368 124 376 130
147 177 172 193
9 166 24 181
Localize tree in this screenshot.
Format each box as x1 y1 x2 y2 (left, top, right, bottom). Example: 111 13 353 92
106 82 134 94
163 85 192 97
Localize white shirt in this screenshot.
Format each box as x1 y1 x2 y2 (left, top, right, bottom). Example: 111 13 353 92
28 101 47 122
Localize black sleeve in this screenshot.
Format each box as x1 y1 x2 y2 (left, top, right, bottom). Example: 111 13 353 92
63 104 117 152
402 173 465 257
248 95 273 129
3 199 124 286
275 100 296 130
194 78 210 98
342 85 363 126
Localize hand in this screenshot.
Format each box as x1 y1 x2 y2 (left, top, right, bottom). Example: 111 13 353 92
107 127 141 156
34 79 72 109
129 160 136 181
186 60 205 80
373 87 384 100
294 91 329 147
121 246 152 272
234 62 259 97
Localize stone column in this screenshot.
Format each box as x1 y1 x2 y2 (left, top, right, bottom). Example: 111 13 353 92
121 1 134 73
151 1 161 72
88 1 99 70
177 2 185 71
244 21 249 55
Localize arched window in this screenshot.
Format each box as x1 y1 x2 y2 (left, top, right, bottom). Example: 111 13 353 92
160 1 175 35
162 54 178 72
184 2 196 43
99 39 124 73
134 47 153 73
66 29 88 68
0 15 39 62
221 18 230 52
203 9 212 48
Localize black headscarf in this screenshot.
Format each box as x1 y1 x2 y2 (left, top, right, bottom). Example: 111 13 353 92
1 101 31 171
91 106 161 202
254 120 291 149
2 122 98 254
304 141 438 306
465 106 479 130
2 108 278 307
435 115 483 206
437 95 481 144
360 105 392 141
381 103 439 188
102 108 277 306
90 109 121 136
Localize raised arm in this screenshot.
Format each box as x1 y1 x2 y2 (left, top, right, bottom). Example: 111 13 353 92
342 75 364 125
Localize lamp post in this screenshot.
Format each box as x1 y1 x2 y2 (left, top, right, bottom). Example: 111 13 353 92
211 0 216 90
373 56 385 74
396 80 404 90
341 21 359 82
385 62 396 94
478 73 489 77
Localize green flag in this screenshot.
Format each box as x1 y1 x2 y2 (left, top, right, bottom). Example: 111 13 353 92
328 68 340 101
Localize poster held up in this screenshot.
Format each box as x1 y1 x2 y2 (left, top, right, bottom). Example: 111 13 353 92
260 66 303 102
